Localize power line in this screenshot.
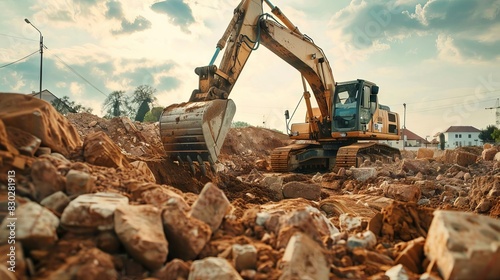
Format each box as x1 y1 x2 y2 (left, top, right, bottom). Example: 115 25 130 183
0 50 39 69
44 49 108 97
0 32 38 42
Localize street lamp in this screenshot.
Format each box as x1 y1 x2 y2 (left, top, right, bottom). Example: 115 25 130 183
24 18 43 99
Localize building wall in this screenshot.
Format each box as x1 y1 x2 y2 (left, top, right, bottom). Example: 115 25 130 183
444 132 481 148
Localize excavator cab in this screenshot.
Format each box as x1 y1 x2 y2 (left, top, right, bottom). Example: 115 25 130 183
332 80 378 134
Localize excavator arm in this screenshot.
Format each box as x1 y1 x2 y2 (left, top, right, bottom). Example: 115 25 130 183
160 0 336 171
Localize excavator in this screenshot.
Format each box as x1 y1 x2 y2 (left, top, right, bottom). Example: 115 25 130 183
159 0 401 174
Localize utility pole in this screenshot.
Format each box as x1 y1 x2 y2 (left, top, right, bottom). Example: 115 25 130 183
25 18 43 98
485 98 500 126
402 103 406 150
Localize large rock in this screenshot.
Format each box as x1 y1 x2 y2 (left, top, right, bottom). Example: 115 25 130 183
153 259 190 280
189 183 230 232
5 126 41 156
188 257 243 280
424 210 500 280
65 169 94 196
282 181 321 200
31 159 65 201
61 192 129 232
277 206 339 248
83 131 131 168
162 199 212 260
279 232 329 280
416 148 434 159
232 244 257 272
350 167 377 181
141 187 189 211
400 159 429 174
455 151 477 167
40 191 71 215
383 183 421 203
114 204 168 270
0 119 19 155
482 148 498 161
0 201 59 250
0 93 82 157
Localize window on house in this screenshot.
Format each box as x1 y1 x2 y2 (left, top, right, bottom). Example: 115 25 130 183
468 134 471 138
455 134 458 138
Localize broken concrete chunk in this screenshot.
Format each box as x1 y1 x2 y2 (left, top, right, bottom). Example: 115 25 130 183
163 199 212 261
339 213 363 232
0 93 82 157
114 204 168 270
189 182 230 232
282 181 321 200
31 159 65 201
279 232 329 280
40 191 70 214
232 244 257 272
350 167 377 182
65 169 94 196
347 230 377 250
0 201 59 250
188 257 243 280
61 192 129 232
83 131 131 168
424 210 500 280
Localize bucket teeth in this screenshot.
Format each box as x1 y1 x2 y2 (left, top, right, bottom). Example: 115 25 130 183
159 99 236 164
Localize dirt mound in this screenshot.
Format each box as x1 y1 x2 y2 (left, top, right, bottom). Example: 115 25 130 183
2 104 500 280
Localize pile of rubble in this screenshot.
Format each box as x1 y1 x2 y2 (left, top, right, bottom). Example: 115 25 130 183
0 93 499 280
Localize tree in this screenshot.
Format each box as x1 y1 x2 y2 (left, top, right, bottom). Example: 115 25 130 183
232 121 251 128
131 85 158 122
52 96 93 114
479 125 497 143
144 107 164 122
103 90 132 118
492 128 500 142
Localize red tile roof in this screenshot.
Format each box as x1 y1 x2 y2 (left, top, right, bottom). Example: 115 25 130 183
400 128 429 143
444 126 480 133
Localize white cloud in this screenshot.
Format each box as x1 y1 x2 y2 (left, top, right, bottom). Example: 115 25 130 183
435 34 461 62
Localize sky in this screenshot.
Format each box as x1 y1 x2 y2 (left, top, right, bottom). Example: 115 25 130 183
0 0 499 139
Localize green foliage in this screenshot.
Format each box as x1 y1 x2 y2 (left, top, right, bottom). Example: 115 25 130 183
130 85 158 122
134 100 150 122
102 90 133 118
439 133 445 150
52 96 93 114
492 128 500 143
232 121 251 128
144 107 164 122
479 125 497 143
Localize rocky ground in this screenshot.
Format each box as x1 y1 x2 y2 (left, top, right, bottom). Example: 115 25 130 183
0 93 499 280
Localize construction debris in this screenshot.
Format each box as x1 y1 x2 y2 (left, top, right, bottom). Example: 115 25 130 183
0 93 499 280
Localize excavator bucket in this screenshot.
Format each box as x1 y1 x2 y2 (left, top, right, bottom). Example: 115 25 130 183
159 99 236 165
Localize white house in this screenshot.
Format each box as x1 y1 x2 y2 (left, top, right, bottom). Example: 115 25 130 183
380 128 430 149
442 126 481 149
